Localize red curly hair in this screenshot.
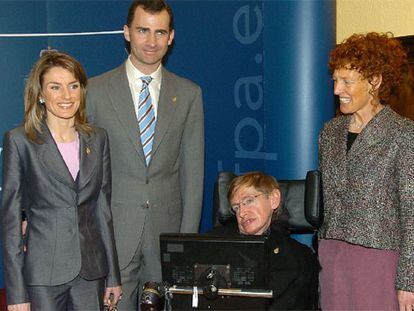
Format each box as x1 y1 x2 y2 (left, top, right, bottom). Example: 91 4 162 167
329 32 408 103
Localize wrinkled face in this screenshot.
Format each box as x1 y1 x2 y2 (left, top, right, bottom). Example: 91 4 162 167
124 6 174 74
41 66 81 123
332 68 375 115
230 186 280 235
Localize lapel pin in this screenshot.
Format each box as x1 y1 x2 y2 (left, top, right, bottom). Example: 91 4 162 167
273 247 279 254
172 96 177 103
85 147 91 155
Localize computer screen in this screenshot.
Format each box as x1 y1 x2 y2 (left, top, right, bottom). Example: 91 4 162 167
160 233 270 310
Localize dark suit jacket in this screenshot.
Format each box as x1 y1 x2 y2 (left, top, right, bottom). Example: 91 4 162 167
209 224 319 310
1 125 121 305
86 63 204 269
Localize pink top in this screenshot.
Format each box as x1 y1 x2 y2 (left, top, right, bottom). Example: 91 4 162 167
55 135 80 181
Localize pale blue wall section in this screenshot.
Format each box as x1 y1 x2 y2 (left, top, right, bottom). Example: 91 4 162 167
262 1 336 246
263 0 336 180
0 2 48 135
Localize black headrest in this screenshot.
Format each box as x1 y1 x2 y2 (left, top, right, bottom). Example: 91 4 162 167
212 170 323 232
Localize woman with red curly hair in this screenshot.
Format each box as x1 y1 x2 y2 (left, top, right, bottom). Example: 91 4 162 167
318 32 414 310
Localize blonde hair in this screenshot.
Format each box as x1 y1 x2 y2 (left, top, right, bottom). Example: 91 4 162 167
24 51 93 142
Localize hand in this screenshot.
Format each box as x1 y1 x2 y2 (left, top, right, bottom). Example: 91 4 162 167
397 290 414 311
22 220 27 235
22 220 28 252
8 303 30 311
104 286 122 310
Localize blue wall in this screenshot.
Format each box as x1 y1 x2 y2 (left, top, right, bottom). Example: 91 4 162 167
263 0 336 179
0 0 336 288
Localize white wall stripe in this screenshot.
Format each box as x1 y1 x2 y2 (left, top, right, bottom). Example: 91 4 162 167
0 30 123 37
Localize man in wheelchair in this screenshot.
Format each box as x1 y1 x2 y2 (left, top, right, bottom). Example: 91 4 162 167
210 171 320 310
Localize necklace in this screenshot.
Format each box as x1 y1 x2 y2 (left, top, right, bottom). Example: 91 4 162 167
350 104 384 131
350 116 365 129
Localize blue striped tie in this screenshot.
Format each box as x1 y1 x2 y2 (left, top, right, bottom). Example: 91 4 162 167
138 76 156 165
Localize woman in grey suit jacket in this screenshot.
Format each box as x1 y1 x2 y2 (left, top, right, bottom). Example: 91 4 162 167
319 32 414 310
1 52 122 311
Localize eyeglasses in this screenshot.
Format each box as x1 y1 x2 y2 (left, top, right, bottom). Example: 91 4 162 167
230 193 266 215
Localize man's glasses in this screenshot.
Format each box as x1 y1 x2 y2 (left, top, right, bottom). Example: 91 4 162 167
230 193 267 215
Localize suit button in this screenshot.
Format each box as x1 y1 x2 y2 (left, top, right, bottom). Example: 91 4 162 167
68 229 73 234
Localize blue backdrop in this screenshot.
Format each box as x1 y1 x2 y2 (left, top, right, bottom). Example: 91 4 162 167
0 0 336 288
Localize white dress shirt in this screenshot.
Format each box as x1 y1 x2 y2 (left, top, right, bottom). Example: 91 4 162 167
125 56 162 119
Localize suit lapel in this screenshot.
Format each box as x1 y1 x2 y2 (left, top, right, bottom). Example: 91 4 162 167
38 125 76 190
78 132 97 191
108 63 146 162
326 116 349 194
152 68 178 157
346 106 390 159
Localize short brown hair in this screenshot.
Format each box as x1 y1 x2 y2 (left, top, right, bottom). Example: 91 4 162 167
126 0 174 30
125 0 174 54
24 51 93 142
329 32 408 104
228 172 282 222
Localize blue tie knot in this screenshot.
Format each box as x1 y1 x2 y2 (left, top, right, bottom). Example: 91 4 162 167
141 76 152 85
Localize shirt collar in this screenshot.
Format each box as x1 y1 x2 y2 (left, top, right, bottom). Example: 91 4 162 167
126 56 162 85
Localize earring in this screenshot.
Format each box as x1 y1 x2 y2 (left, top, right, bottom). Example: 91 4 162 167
38 98 45 105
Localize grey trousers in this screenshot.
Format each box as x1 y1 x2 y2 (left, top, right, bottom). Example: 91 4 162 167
117 220 162 311
27 275 105 311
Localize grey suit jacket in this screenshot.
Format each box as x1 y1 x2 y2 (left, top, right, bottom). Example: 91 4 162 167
86 63 204 269
318 106 414 292
1 125 121 305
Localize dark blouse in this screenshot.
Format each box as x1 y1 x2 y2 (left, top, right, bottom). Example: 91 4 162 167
347 131 359 152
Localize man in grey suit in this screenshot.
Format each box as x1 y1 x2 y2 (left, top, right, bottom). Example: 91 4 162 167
86 0 204 309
